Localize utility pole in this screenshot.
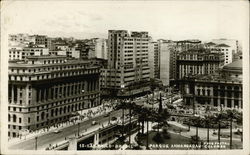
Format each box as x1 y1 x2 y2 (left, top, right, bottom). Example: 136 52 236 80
129 105 131 149
122 99 124 137
230 113 233 149
218 119 221 150
207 118 209 150
146 94 149 149
35 136 38 150
78 122 80 137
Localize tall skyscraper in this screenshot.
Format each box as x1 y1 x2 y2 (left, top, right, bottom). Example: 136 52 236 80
105 30 150 96
158 40 175 86
148 41 159 79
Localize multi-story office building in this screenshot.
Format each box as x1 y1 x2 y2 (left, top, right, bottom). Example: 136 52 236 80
175 40 202 52
8 56 101 137
176 49 223 79
204 42 233 66
30 35 52 50
169 40 202 82
159 40 175 86
104 30 150 96
212 38 240 53
95 38 108 60
179 60 242 110
148 41 158 79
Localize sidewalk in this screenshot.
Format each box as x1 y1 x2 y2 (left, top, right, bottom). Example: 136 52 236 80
167 121 242 141
46 115 122 150
8 102 115 146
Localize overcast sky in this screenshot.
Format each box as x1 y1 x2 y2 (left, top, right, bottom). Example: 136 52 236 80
2 0 249 41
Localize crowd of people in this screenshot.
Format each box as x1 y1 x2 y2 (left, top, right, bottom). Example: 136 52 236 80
8 99 118 144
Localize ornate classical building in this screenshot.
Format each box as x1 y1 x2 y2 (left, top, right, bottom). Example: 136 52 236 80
179 60 242 110
176 49 224 79
8 56 101 137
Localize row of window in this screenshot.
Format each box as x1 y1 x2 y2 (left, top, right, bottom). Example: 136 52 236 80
9 69 99 81
10 64 89 73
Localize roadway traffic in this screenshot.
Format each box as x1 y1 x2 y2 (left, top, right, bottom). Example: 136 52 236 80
8 109 127 150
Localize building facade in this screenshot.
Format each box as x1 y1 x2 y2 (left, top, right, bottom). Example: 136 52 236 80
148 41 157 79
104 30 150 96
179 60 242 111
8 56 101 137
159 40 175 86
176 49 223 79
95 38 108 60
9 47 49 60
30 35 52 50
212 39 240 54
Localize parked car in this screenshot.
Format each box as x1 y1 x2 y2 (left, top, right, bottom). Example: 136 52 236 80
111 117 117 121
53 130 62 134
104 112 110 117
92 121 97 125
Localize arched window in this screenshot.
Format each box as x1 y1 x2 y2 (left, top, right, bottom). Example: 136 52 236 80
41 112 45 120
75 104 78 111
13 115 17 122
59 108 62 115
64 107 66 113
51 109 54 117
71 105 74 111
55 109 58 116
68 106 70 112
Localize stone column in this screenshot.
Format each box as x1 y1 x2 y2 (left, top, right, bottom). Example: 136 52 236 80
17 86 20 104
25 85 29 105
48 87 51 100
62 84 65 97
11 85 14 104
93 133 99 145
44 88 47 101
84 80 88 92
39 88 42 102
231 99 234 109
224 91 228 108
53 86 56 99
65 83 68 97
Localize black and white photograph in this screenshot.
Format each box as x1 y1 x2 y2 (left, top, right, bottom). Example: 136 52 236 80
0 0 249 155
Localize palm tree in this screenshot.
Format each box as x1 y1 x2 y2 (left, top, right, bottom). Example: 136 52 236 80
215 113 222 149
204 114 213 149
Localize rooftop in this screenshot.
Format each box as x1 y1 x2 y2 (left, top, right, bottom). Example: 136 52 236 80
223 60 242 71
215 43 230 48
205 42 216 46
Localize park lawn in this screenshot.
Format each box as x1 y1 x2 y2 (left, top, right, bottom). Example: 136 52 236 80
168 124 189 132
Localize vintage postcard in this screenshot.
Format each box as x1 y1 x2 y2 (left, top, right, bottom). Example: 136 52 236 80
1 1 249 155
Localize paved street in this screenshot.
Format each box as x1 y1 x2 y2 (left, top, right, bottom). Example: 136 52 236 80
8 109 126 150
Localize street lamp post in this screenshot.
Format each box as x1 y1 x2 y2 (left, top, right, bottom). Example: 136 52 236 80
77 122 80 137
206 115 210 150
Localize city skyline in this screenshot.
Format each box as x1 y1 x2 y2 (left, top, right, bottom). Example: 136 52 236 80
2 1 248 41
2 0 248 152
